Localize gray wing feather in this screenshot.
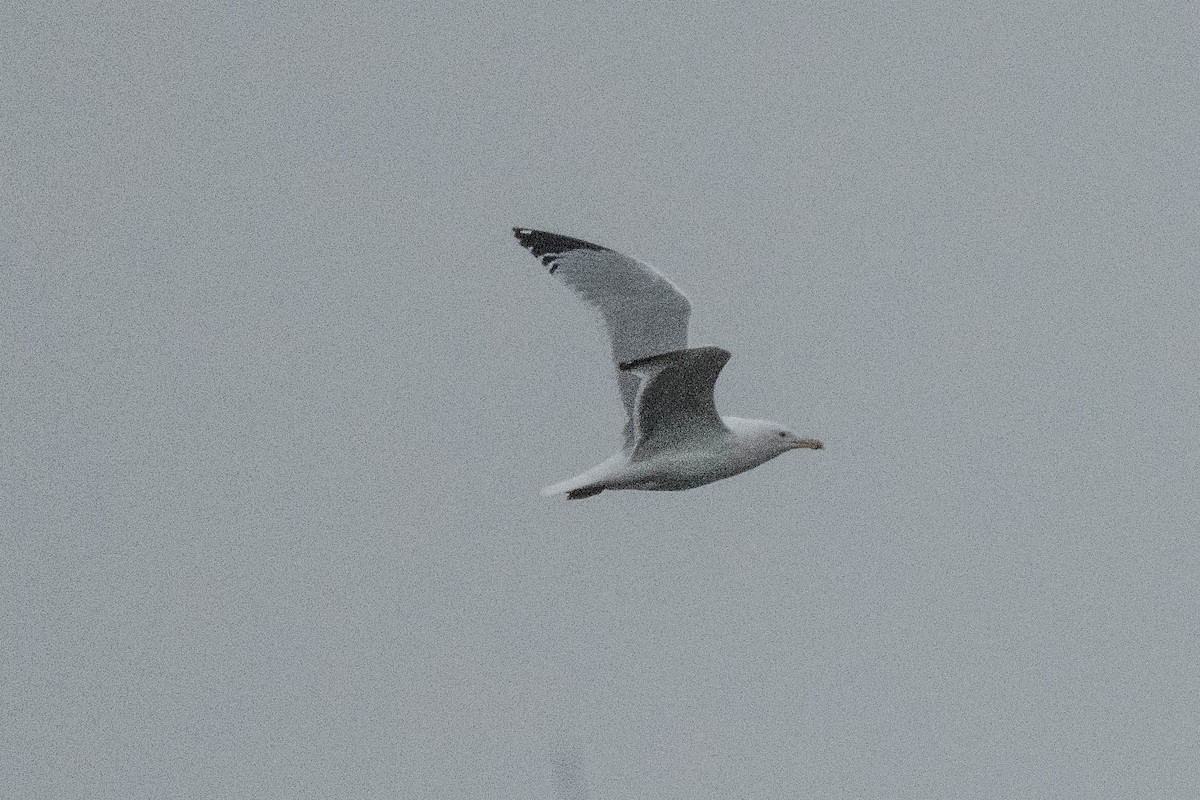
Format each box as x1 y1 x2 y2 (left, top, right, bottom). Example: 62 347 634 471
514 228 691 445
619 346 731 460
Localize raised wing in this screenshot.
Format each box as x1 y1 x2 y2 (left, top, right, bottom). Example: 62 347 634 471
618 346 731 460
514 228 692 443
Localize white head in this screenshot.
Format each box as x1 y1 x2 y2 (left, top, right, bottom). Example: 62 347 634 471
724 416 823 459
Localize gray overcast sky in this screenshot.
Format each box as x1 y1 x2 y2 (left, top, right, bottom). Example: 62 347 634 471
5 1 1199 798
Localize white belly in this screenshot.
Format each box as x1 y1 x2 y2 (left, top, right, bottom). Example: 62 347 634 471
610 442 773 492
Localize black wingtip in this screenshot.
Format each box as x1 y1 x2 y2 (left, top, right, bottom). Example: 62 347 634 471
511 227 608 259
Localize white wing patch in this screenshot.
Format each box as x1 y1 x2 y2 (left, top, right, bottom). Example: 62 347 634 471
514 228 692 446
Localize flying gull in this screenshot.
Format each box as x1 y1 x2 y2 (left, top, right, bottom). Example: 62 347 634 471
514 227 822 500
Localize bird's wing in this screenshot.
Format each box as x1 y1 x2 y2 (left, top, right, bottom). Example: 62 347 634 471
618 346 731 460
513 228 691 446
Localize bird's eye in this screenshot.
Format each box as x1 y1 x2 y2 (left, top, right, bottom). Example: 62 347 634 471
778 432 786 438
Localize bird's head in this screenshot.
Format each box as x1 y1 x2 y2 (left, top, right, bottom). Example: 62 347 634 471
770 426 824 455
726 417 823 457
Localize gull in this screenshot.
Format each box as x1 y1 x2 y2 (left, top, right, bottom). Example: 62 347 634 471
514 227 822 500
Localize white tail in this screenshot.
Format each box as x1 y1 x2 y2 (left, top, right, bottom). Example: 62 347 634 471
539 453 627 498
540 474 595 497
